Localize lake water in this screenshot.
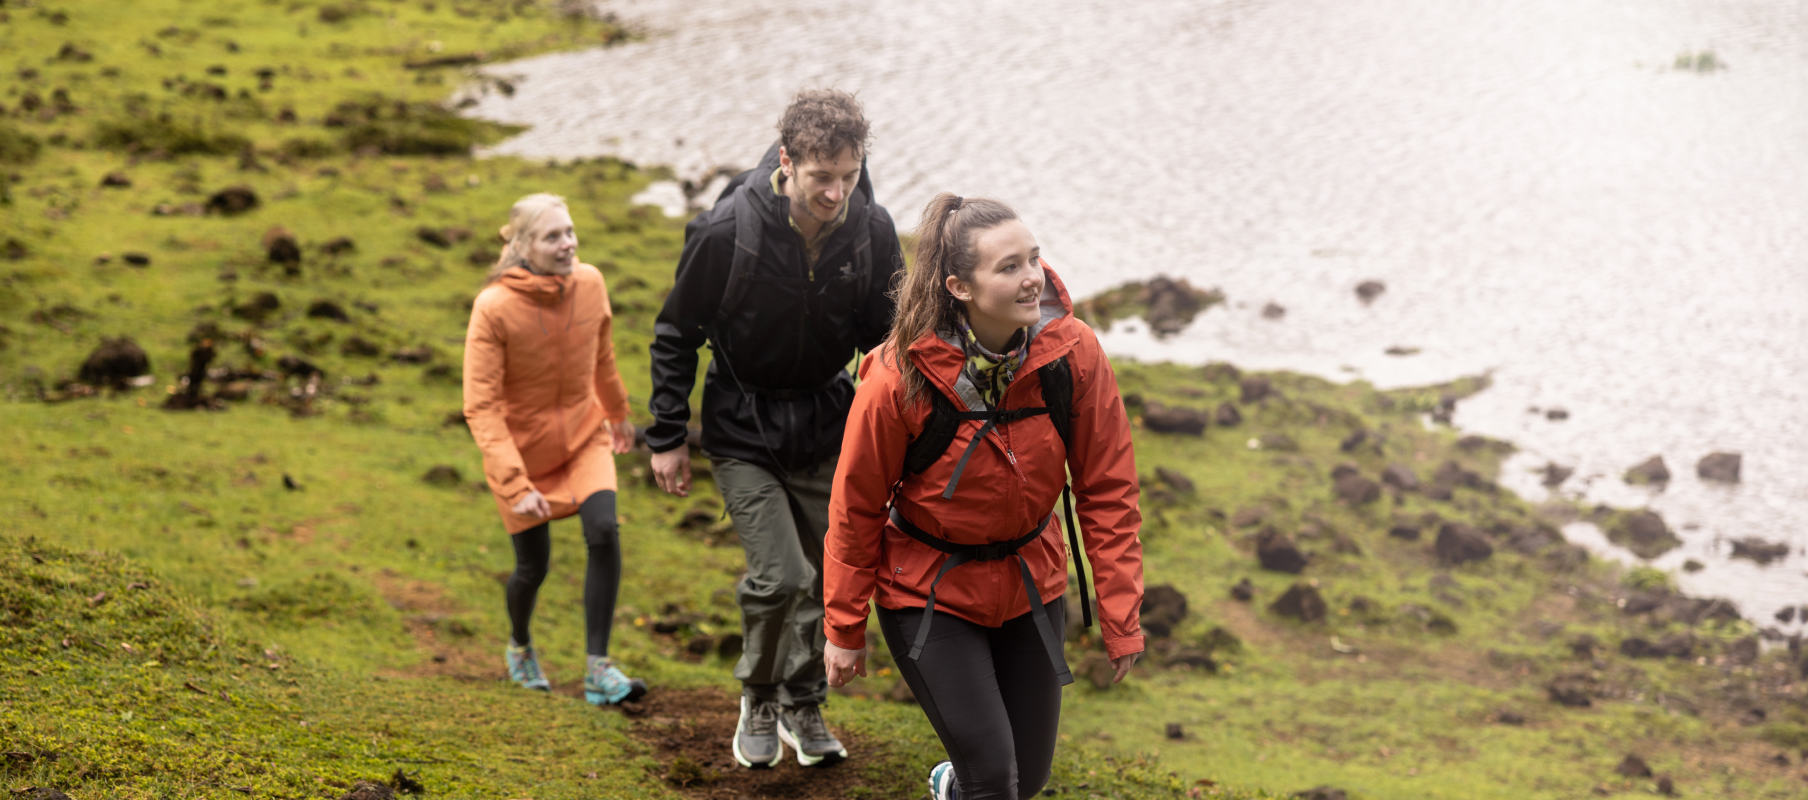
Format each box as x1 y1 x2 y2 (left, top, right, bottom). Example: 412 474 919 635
465 0 1808 622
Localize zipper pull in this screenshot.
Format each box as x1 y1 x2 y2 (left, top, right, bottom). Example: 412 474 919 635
1005 448 1028 482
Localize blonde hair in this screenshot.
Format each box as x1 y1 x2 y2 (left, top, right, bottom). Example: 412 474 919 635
486 193 571 282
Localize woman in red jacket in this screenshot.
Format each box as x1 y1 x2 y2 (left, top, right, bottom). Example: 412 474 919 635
822 194 1144 800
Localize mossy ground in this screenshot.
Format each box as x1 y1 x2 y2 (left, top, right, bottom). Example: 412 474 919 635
2 2 1804 799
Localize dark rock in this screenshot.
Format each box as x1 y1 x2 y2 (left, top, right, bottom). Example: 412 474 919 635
1338 429 1368 452
1569 634 1599 659
1730 537 1789 565
100 171 132 188
1608 510 1679 559
1329 535 1362 556
1777 606 1796 623
1767 752 1791 767
1656 776 1676 796
122 252 152 266
1142 403 1207 435
416 226 453 248
1328 463 1358 480
1547 675 1593 707
267 234 301 268
716 632 744 660
1381 464 1420 492
1229 578 1255 602
4 237 31 260
1433 461 1484 489
1620 634 1695 659
1355 280 1386 303
1496 709 1526 725
1333 474 1381 505
206 185 260 215
1504 525 1559 554
1143 276 1216 335
1697 452 1741 483
1269 583 1326 623
1259 433 1298 452
1154 466 1194 494
283 473 301 491
1435 523 1493 565
1239 376 1272 403
233 292 282 324
1165 722 1186 740
1078 652 1115 689
1260 302 1286 319
1292 787 1345 800
1456 435 1487 452
1387 521 1422 541
1545 407 1569 420
1727 636 1759 666
306 300 349 321
1422 483 1453 502
1541 462 1574 488
1201 362 1240 383
1141 584 1187 638
1624 455 1671 485
276 354 322 379
321 236 357 256
1256 529 1309 574
1213 401 1242 427
78 337 150 388
1545 544 1589 572
340 780 396 800
1230 506 1266 528
1615 755 1653 779
341 336 382 358
468 247 499 266
422 465 461 487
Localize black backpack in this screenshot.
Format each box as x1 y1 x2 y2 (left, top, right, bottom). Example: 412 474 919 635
886 354 1096 686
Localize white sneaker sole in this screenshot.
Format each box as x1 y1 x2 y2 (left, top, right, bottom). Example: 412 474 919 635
776 719 848 767
732 699 785 769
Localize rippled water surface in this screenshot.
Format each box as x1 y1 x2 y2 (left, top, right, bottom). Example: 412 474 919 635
467 0 1808 619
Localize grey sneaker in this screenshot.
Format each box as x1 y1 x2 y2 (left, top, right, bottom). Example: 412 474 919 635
776 703 847 767
732 695 784 769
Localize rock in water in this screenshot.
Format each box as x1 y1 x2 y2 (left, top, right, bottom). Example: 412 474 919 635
1142 403 1208 435
1213 401 1242 427
1140 584 1188 638
1608 510 1680 559
1697 452 1741 483
1435 523 1493 565
1354 280 1386 303
78 337 150 388
1256 530 1308 574
1269 583 1326 622
1730 537 1789 565
1541 462 1573 488
1624 455 1671 485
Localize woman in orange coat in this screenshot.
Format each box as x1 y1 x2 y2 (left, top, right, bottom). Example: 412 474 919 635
463 193 646 706
822 194 1145 800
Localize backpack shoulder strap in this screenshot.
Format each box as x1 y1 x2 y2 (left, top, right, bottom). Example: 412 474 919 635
1038 354 1075 450
902 388 962 476
714 184 762 327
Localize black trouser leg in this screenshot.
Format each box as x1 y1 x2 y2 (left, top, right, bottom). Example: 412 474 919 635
580 490 622 658
506 523 552 647
877 598 1066 800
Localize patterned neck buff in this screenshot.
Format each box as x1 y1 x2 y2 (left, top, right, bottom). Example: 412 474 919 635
958 315 1028 409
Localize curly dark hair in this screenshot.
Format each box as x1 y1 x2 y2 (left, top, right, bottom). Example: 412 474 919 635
777 89 870 164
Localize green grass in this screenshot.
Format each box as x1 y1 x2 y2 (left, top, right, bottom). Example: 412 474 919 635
1 2 1803 799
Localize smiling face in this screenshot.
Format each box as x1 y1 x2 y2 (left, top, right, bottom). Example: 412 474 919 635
780 145 863 229
945 219 1044 352
522 206 577 275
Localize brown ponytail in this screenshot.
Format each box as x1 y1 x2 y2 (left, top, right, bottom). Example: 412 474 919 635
887 193 1019 409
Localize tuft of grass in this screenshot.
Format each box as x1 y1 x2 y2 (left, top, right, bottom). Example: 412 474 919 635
0 123 44 164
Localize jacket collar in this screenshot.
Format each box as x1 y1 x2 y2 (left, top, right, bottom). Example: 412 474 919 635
908 262 1080 409
497 266 570 307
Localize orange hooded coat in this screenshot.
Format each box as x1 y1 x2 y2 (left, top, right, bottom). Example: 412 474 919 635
823 264 1146 661
463 264 631 534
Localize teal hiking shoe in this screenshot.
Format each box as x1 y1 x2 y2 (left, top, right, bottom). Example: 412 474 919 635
584 655 648 706
505 643 550 691
928 760 959 800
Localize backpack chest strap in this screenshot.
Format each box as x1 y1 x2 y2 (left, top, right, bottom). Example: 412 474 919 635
941 406 1049 499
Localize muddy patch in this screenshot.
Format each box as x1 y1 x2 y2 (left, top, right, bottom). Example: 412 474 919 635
372 574 496 682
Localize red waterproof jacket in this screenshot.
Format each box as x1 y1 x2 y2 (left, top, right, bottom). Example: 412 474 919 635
824 263 1146 660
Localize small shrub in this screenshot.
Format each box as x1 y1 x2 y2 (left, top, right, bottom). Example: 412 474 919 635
93 116 250 155
0 123 42 164
280 136 339 159
327 96 520 156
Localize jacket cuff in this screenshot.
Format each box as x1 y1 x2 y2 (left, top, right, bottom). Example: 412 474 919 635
826 624 867 653
644 421 689 454
1104 634 1145 661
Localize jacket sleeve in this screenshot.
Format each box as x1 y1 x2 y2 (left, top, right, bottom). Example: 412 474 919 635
593 276 631 422
1066 326 1146 660
855 211 904 354
822 352 910 651
463 300 534 505
646 214 731 454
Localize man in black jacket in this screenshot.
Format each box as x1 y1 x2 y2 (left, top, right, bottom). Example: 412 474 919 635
646 90 902 770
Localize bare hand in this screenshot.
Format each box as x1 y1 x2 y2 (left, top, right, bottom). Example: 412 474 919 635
1111 652 1140 684
610 419 636 455
824 641 867 688
650 448 692 497
511 489 550 519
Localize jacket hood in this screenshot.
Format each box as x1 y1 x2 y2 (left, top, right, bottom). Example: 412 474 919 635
496 266 571 307
907 261 1080 411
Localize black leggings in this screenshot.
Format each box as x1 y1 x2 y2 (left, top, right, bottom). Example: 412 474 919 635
506 490 621 657
878 597 1066 800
